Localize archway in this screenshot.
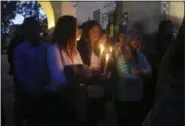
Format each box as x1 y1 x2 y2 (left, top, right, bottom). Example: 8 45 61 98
169 1 184 25
38 1 55 29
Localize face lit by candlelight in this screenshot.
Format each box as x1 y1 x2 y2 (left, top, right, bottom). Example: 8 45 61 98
130 39 138 50
89 25 101 43
99 34 107 45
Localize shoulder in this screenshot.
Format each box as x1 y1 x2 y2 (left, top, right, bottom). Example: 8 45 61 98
137 51 147 60
40 41 50 47
14 41 29 53
47 43 58 53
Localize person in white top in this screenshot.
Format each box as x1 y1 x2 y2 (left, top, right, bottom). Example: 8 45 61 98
47 16 85 126
78 20 107 126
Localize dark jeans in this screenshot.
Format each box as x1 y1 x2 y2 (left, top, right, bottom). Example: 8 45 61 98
87 97 106 126
142 77 155 116
44 91 76 126
14 80 48 126
2 104 5 126
115 100 144 126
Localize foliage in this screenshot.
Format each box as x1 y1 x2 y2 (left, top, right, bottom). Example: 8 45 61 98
1 1 18 33
16 1 46 22
1 1 47 34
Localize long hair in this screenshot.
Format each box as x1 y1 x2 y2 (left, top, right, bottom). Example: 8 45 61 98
80 20 101 56
127 36 139 63
80 20 101 44
53 16 77 56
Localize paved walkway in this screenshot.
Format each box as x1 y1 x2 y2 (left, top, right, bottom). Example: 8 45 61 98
1 54 118 126
2 54 15 126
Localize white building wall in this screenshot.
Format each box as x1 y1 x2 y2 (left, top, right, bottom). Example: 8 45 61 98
61 2 76 17
121 2 162 34
76 7 93 25
169 1 184 28
75 2 115 25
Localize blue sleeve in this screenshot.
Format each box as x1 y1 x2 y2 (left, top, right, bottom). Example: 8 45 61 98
141 54 152 75
47 45 67 87
14 47 28 84
116 56 138 80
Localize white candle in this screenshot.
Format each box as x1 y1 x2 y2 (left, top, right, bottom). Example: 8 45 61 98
109 47 113 53
99 44 104 67
103 53 109 73
100 44 104 56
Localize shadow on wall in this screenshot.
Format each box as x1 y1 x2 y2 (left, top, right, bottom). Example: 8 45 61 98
130 15 184 55
130 15 163 55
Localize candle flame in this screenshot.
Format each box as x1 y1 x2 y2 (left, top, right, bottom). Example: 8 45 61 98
109 47 113 52
106 53 109 62
100 44 104 55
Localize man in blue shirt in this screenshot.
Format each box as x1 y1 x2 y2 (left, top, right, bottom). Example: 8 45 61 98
14 17 48 126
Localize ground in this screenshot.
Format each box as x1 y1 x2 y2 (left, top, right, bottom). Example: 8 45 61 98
2 54 15 126
1 54 118 126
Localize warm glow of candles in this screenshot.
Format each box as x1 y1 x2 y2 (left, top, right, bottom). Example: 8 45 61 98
99 44 104 67
105 53 109 63
100 44 104 56
109 47 113 53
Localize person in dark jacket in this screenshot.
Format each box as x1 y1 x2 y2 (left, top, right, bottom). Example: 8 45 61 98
142 17 184 126
155 20 174 65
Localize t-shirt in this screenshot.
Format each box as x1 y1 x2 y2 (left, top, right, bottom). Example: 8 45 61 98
47 43 83 92
87 51 104 98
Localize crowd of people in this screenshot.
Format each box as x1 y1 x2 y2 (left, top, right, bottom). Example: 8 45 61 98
4 15 184 126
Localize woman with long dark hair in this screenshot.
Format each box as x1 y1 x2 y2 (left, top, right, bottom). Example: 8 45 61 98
78 20 107 126
47 16 85 126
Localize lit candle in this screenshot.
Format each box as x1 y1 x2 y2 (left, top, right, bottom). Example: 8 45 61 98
109 46 113 53
99 44 104 67
100 44 104 56
103 53 109 73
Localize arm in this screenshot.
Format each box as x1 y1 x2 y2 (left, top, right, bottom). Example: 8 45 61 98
116 56 139 80
14 47 28 85
140 55 152 76
47 45 67 87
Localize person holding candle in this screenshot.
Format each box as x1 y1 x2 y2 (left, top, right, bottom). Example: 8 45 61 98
78 20 108 126
47 16 92 126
